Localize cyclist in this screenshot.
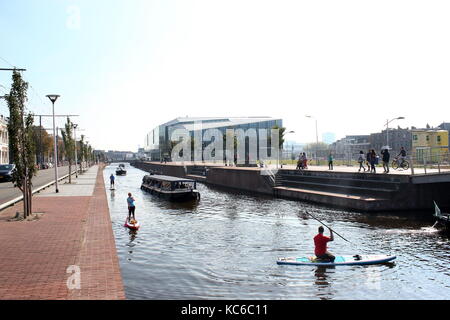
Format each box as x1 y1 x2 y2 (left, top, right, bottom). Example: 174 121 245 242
397 147 407 168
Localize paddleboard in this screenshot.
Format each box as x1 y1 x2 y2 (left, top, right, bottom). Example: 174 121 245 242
124 219 140 230
277 255 396 266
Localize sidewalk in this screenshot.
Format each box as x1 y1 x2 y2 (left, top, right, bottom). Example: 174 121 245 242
0 165 125 300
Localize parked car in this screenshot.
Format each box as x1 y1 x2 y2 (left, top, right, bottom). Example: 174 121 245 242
0 164 16 182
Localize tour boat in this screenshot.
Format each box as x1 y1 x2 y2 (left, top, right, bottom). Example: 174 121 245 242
116 167 127 176
141 174 200 202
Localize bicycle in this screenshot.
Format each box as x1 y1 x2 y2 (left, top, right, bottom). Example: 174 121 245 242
392 157 409 170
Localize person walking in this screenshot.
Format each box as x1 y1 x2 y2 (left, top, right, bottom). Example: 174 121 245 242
127 193 136 222
381 149 390 173
366 150 371 173
328 153 334 170
370 149 377 173
358 151 366 172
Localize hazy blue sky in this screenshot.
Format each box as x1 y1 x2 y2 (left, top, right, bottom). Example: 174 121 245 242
1 0 450 151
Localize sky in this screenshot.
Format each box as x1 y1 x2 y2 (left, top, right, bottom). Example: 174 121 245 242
1 0 450 151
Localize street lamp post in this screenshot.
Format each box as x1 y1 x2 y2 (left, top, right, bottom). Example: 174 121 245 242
385 117 405 150
305 115 319 165
46 94 60 193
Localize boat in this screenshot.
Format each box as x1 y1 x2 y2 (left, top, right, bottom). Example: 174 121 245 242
116 167 127 176
434 201 450 233
141 174 200 202
124 218 140 230
276 255 396 266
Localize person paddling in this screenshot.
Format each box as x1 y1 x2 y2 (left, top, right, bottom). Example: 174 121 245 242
314 226 335 262
127 193 136 222
110 174 115 188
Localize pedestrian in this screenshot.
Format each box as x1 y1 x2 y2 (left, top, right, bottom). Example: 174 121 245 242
358 151 366 172
370 149 377 173
110 174 115 189
328 153 333 170
127 193 136 222
381 149 390 173
303 153 308 169
366 150 371 173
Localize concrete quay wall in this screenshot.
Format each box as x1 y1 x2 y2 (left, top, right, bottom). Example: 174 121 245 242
130 161 450 212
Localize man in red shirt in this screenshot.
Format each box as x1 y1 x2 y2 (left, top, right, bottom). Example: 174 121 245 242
314 226 335 262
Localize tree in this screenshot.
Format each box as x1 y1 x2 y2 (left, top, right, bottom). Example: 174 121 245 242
6 70 37 219
31 125 54 166
61 118 75 183
272 125 286 150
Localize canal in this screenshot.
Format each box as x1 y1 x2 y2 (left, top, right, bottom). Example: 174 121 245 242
104 164 450 300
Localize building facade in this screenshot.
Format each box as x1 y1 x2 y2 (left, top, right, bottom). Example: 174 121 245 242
330 135 370 162
0 115 9 164
144 117 283 162
369 128 412 155
412 129 449 163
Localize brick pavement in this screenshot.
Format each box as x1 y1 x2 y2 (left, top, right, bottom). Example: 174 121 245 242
0 164 125 300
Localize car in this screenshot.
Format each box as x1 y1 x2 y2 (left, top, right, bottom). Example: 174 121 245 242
0 164 16 182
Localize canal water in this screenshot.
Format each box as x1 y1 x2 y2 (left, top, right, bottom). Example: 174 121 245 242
104 164 450 300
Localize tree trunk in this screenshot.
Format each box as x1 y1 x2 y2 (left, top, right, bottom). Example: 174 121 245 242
68 161 72 183
22 179 28 219
28 182 33 218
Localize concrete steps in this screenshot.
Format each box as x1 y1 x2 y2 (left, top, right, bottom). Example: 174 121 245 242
273 169 409 210
274 186 391 211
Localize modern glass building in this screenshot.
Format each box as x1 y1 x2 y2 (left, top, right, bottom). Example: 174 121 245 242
144 117 283 162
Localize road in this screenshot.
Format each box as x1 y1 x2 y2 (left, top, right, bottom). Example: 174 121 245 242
0 166 71 206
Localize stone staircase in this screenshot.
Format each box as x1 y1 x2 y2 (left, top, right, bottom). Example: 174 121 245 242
272 169 410 211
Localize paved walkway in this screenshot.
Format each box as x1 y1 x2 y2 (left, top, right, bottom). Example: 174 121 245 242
0 165 125 300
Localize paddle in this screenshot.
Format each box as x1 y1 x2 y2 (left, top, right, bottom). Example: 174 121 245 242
304 210 353 244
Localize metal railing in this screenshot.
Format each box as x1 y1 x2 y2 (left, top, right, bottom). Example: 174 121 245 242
409 151 450 175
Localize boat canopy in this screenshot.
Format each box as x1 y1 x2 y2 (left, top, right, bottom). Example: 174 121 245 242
144 174 195 183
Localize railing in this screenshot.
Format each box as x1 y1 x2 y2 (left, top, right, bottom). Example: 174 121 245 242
409 152 450 175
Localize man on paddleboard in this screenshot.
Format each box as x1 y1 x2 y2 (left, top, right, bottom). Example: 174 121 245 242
110 174 115 188
314 226 335 262
127 193 136 222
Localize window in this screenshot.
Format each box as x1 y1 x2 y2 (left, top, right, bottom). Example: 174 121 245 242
413 135 418 141
437 136 441 143
426 135 429 141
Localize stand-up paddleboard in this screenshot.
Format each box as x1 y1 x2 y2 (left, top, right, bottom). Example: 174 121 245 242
124 218 140 230
277 255 396 266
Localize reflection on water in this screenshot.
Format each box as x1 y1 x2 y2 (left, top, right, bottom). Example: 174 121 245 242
104 164 450 300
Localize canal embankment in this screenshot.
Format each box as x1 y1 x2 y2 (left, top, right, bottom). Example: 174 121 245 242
0 164 125 300
130 161 450 212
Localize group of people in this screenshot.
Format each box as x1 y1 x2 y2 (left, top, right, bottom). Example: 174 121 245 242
357 147 407 174
296 153 309 170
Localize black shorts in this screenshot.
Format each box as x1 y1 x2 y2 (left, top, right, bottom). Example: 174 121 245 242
316 253 335 262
